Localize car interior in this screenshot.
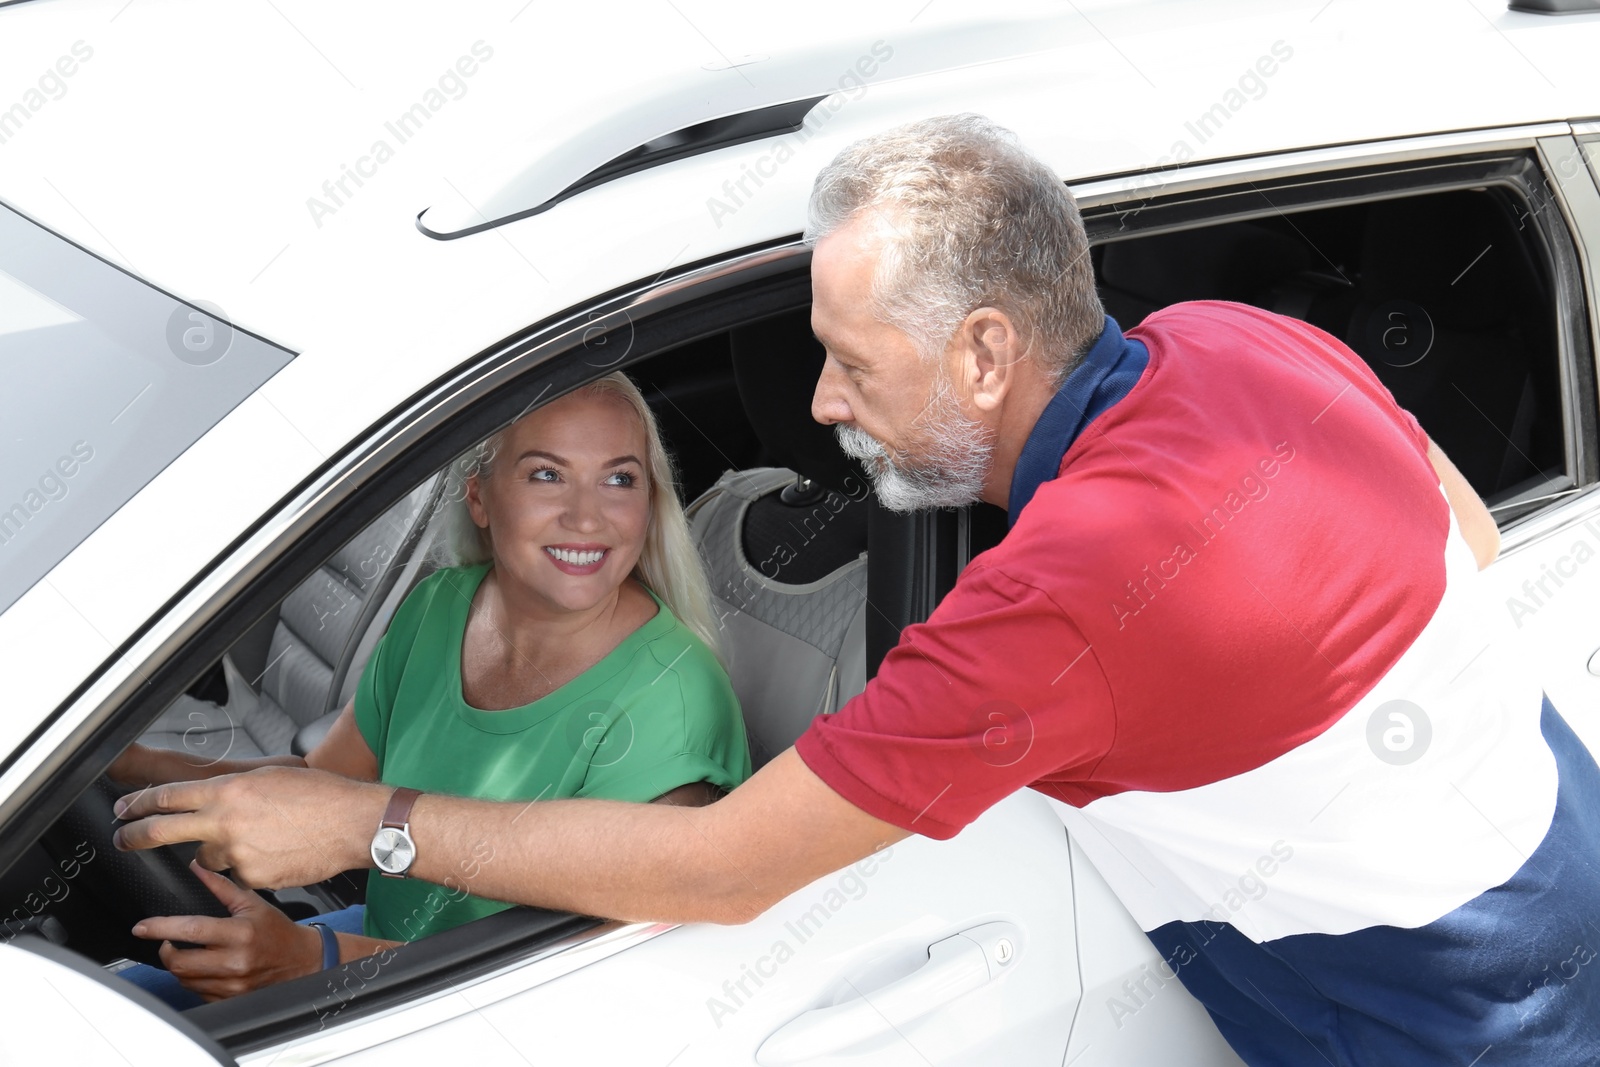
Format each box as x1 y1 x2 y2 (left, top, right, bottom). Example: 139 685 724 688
0 150 1587 1052
1093 188 1568 520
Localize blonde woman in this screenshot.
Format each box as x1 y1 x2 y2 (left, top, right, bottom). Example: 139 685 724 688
112 372 750 1005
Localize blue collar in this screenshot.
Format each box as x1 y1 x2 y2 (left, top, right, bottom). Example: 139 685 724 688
1006 315 1149 524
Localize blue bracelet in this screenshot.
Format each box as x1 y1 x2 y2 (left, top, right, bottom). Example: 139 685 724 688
308 921 339 970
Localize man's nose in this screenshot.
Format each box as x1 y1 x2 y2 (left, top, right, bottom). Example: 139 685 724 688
811 360 851 426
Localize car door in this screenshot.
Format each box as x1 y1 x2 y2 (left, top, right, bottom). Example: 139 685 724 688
1475 132 1600 763
284 794 1079 1067
0 937 235 1066
938 123 1600 1067
241 263 1088 1067
0 246 1091 1067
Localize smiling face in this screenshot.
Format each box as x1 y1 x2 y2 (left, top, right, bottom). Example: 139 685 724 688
465 388 651 616
809 214 997 511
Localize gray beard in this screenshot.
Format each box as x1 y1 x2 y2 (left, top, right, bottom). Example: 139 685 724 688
834 374 995 512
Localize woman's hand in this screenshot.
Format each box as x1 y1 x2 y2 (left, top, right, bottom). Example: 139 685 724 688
132 860 323 1001
108 739 312 791
107 742 166 789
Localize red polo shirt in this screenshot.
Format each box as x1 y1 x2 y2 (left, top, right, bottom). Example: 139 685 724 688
794 300 1437 839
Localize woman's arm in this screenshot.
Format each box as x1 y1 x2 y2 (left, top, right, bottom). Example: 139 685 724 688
142 765 688 1003
135 861 403 1001
652 781 725 807
147 765 673 1002
303 701 380 782
329 930 404 963
111 698 378 789
127 703 388 1001
108 743 305 791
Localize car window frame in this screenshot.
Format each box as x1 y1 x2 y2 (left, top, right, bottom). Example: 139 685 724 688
0 237 819 1055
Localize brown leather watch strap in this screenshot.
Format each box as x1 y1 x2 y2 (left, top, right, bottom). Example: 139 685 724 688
381 786 422 830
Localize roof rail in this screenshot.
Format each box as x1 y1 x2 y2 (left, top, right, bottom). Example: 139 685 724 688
414 10 1085 240
417 95 823 240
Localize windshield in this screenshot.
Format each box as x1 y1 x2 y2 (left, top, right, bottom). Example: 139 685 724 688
0 200 295 614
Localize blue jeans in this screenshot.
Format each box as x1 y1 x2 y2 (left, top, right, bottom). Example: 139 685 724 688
115 904 367 1011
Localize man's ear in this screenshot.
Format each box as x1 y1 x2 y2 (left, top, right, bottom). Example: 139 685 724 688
952 306 1023 415
464 473 490 529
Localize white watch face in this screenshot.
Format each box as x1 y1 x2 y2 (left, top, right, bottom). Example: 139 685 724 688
371 826 416 874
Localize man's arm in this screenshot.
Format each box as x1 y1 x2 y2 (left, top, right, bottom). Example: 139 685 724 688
113 749 908 925
1426 438 1499 570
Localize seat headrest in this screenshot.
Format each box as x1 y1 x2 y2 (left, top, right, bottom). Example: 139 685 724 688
729 306 867 496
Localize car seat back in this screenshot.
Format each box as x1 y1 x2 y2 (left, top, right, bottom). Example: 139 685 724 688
689 466 869 770
139 478 441 759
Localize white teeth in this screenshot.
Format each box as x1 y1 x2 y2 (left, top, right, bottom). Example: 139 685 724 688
546 547 605 566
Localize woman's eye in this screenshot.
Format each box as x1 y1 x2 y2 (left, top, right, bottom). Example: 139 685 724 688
528 467 560 483
606 471 638 487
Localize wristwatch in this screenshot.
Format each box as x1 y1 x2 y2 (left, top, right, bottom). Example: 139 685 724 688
370 786 423 879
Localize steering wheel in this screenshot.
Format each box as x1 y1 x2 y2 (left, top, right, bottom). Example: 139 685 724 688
38 774 229 966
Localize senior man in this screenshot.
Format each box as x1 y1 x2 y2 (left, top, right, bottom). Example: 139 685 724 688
118 114 1600 1063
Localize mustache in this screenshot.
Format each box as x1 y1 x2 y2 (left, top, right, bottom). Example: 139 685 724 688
834 423 891 464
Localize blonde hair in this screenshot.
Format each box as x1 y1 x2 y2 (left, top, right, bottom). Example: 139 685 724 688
435 373 722 659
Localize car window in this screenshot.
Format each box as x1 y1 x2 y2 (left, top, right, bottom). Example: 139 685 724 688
7 265 843 1046
0 200 295 615
1084 157 1590 529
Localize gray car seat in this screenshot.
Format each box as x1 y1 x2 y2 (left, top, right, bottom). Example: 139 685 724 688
688 308 872 770
139 478 442 760
690 468 868 769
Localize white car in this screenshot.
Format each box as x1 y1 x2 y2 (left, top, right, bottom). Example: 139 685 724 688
4 1 1600 1064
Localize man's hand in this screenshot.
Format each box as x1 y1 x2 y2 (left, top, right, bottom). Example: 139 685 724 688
113 766 387 889
133 861 323 1001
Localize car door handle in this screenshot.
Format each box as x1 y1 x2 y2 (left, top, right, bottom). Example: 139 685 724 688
756 922 1021 1065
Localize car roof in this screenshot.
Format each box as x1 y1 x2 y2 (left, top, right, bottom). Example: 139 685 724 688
1 0 1599 758
2 0 1597 370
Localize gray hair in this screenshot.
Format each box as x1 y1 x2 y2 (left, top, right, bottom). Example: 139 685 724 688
804 113 1103 382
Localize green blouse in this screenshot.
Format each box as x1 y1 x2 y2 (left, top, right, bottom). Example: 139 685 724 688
353 562 750 942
